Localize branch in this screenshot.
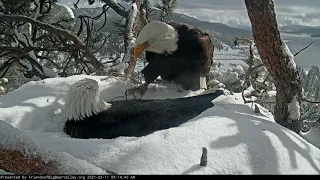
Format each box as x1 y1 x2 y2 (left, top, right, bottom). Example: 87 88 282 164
99 0 129 18
243 98 276 104
235 37 272 105
1 46 71 53
303 98 320 104
122 1 139 78
0 14 106 74
294 41 315 57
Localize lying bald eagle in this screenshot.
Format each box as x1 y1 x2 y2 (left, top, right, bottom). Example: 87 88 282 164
129 21 214 96
63 78 224 139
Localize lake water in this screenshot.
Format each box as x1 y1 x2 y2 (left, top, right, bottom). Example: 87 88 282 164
282 33 320 70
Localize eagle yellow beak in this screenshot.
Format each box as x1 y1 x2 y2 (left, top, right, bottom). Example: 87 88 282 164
134 41 150 58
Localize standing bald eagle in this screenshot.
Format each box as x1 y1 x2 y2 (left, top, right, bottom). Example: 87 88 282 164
130 20 214 96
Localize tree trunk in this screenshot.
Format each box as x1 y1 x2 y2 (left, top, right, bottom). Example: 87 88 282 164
244 0 302 133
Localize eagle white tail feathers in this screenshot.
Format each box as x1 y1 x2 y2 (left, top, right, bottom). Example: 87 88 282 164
64 78 111 121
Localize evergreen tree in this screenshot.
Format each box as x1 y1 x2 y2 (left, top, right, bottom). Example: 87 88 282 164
154 0 178 21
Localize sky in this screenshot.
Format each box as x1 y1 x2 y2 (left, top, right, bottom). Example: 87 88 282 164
60 0 320 27
174 0 320 27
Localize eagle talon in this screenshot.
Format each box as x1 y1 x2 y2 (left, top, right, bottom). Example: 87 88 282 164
125 83 148 99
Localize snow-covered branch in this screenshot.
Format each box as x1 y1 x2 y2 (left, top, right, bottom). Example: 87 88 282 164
281 39 297 71
99 0 130 17
122 1 139 77
126 2 138 49
0 1 79 79
0 14 106 76
109 1 139 76
154 0 178 21
234 37 271 104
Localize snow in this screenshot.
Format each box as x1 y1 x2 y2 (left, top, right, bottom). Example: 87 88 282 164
268 90 277 97
243 85 256 97
1 78 8 84
214 69 240 85
18 59 33 72
0 86 4 93
1 74 320 174
302 125 320 149
232 65 246 77
281 39 297 70
33 0 41 19
31 1 75 23
49 3 75 24
0 169 13 175
117 0 131 12
109 0 118 5
288 95 301 122
207 79 225 90
127 2 138 48
43 66 57 78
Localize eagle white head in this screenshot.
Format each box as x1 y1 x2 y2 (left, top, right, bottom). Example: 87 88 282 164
134 21 179 58
64 78 111 121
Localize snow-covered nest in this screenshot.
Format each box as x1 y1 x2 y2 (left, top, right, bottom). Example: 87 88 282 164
0 75 320 174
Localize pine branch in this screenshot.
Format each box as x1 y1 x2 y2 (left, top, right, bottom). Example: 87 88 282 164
0 14 106 74
155 0 178 20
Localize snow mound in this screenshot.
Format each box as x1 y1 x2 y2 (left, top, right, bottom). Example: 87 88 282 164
0 120 106 174
0 75 320 175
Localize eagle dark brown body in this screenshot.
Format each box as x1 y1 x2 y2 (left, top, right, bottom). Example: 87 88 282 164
141 21 214 90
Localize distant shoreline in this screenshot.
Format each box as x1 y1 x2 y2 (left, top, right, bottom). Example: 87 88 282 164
280 32 312 38
311 34 320 37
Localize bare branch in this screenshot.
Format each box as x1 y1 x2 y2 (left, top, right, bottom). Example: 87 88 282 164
0 46 71 53
294 41 315 57
99 0 129 18
303 98 320 104
92 34 110 54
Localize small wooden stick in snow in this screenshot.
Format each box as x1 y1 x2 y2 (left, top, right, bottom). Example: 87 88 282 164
200 147 208 167
255 104 260 113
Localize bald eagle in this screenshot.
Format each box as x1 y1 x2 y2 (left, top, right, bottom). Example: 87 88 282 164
131 20 214 95
63 78 224 139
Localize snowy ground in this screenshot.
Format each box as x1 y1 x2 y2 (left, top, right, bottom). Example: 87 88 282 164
1 74 320 175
